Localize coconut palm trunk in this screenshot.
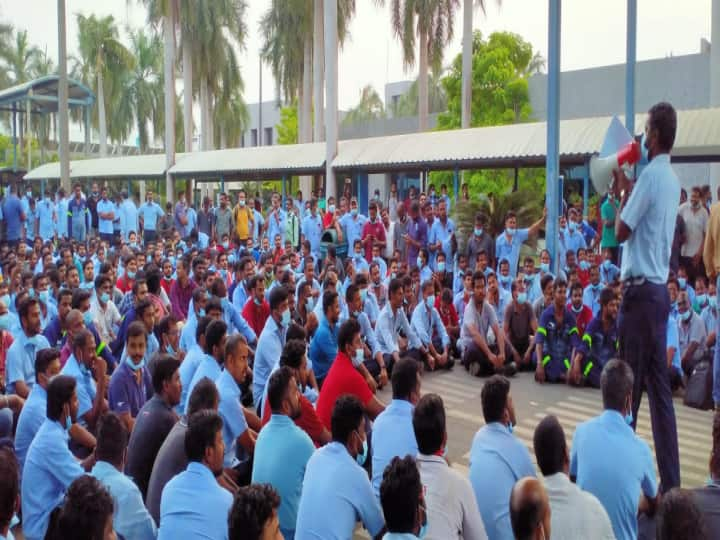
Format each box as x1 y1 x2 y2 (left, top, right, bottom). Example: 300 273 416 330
300 36 313 197
97 69 108 156
200 77 209 150
182 35 193 199
461 0 473 128
163 9 176 203
418 29 429 132
313 0 325 142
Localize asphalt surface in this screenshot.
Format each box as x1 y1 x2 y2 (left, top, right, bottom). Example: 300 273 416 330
355 368 715 539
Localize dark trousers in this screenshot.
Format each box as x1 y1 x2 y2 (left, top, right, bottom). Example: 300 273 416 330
462 341 514 376
99 232 114 245
143 229 158 243
619 281 680 491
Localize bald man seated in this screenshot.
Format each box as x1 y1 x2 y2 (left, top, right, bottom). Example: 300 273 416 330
509 477 551 540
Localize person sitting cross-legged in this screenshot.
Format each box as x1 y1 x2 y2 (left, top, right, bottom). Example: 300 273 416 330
535 279 580 384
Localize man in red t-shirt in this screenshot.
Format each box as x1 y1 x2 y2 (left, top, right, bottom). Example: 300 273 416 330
260 338 330 447
435 288 460 355
116 254 137 294
567 281 593 336
361 202 387 263
316 318 386 430
242 275 271 337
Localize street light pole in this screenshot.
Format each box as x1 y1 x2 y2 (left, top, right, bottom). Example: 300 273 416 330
545 0 561 273
57 0 70 191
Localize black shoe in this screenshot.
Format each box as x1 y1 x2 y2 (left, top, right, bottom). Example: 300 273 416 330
444 358 455 370
503 362 518 377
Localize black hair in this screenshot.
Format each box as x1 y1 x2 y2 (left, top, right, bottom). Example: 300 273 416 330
72 328 93 353
18 297 39 323
540 274 554 291
71 289 91 310
601 359 633 412
93 273 111 291
337 318 361 354
279 339 307 369
346 284 359 304
55 475 114 540
151 356 181 395
599 287 616 308
95 412 129 465
204 320 227 356
330 394 364 444
228 484 281 540
510 481 546 540
206 298 223 314
127 320 147 344
380 456 422 534
656 488 706 540
553 278 568 291
47 375 77 421
268 285 288 311
35 347 60 382
472 271 486 287
392 357 419 400
481 375 510 424
135 298 154 318
192 286 207 304
648 101 677 153
185 410 223 463
268 366 295 414
413 393 446 455
187 378 220 416
0 448 18 529
533 415 566 477
388 278 403 296
285 323 306 342
322 290 338 314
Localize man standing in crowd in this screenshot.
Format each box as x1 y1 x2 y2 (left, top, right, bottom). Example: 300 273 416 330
96 187 115 245
613 101 681 491
495 209 545 277
678 185 708 283
2 183 26 248
138 190 164 243
703 185 720 409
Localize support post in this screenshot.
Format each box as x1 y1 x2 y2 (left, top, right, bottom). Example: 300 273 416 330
453 167 459 203
41 179 45 199
582 161 590 219
12 107 17 172
281 175 286 207
323 0 338 201
58 0 70 191
545 0 561 273
513 167 519 192
84 107 90 156
27 92 32 171
710 0 720 195
625 0 637 135
220 175 225 196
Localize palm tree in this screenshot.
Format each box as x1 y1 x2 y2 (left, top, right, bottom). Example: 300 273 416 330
378 0 459 131
3 29 41 152
30 49 56 153
394 70 447 117
342 84 385 125
117 30 163 152
75 14 135 156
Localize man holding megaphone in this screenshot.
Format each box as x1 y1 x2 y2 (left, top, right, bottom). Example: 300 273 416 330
611 102 681 493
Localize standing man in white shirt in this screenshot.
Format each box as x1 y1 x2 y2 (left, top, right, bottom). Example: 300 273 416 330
414 393 488 540
678 185 708 284
532 415 615 540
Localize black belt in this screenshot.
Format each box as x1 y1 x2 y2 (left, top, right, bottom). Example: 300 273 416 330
622 276 647 287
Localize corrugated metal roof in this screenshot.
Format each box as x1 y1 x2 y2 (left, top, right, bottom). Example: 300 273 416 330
24 153 184 181
333 108 720 171
0 75 94 113
169 142 326 179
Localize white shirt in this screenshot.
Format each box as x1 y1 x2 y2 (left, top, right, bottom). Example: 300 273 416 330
91 294 121 346
416 454 488 540
543 473 616 540
678 201 708 257
384 220 396 259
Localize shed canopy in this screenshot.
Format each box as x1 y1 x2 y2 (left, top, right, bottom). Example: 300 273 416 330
0 75 94 114
169 142 326 180
24 153 184 181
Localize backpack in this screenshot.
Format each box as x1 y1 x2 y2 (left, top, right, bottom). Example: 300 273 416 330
684 357 714 410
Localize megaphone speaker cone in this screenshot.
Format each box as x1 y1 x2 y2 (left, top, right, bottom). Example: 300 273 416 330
589 155 614 195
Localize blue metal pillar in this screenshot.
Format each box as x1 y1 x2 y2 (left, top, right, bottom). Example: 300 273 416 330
281 175 286 206
41 179 45 199
626 0 637 135
357 171 369 215
453 167 459 203
582 161 590 219
220 175 225 196
546 0 561 272
12 107 17 172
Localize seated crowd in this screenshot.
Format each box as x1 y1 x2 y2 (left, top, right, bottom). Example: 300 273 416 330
0 181 716 540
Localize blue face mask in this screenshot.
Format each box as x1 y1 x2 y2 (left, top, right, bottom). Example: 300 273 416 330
710 296 718 309
83 310 93 326
360 289 368 302
417 257 424 268
568 222 577 233
100 292 110 304
198 308 206 317
355 431 368 466
0 294 10 308
579 261 590 271
517 292 527 304
507 422 514 434
281 308 291 328
474 227 483 237
602 259 612 270
506 227 516 237
437 262 446 272
127 271 136 279
678 277 687 289
539 262 549 273
306 298 315 312
167 344 176 355
0 313 11 331
38 290 50 304
126 356 146 371
680 310 692 322
351 208 358 217
27 287 35 299
425 295 435 309
66 415 72 431
697 294 708 306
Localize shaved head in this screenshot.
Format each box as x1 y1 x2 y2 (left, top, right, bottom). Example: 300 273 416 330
510 477 551 540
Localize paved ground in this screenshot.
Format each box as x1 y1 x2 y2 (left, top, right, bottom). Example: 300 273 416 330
355 368 715 539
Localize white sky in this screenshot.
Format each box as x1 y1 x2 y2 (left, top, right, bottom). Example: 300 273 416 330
0 0 711 111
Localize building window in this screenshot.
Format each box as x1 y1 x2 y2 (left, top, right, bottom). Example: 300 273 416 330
251 129 258 147
264 127 273 146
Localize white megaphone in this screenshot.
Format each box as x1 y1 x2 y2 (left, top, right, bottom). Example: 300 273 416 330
589 116 642 194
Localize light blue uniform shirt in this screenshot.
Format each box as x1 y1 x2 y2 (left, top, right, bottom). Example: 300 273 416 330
61 354 97 422
253 209 265 245
14 384 47 471
179 316 198 352
158 461 233 540
429 217 455 264
267 208 287 243
25 206 37 241
667 315 682 374
371 400 417 498
600 262 621 285
5 332 50 394
215 369 249 467
570 409 658 540
701 305 718 338
309 316 339 380
340 213 368 254
376 304 422 355
582 283 603 316
139 201 164 231
560 229 587 260
37 199 55 241
91 460 157 540
296 442 384 540
469 422 536 540
411 302 450 348
179 344 204 412
253 414 315 539
21 419 84 540
301 213 324 257
185 206 197 237
495 229 530 277
186 354 222 410
620 154 681 284
232 282 249 312
221 297 256 343
56 197 69 238
253 317 286 407
120 199 139 239
96 198 115 234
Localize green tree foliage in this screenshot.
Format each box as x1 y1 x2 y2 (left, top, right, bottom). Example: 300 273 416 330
276 105 298 145
342 85 385 126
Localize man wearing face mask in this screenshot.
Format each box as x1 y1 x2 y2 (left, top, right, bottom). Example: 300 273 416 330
173 191 189 240
581 264 603 316
296 394 385 540
308 290 343 386
676 290 707 377
469 375 533 540
252 366 315 539
21 375 93 540
612 102 681 492
253 286 290 412
495 209 546 278
570 360 659 540
5 297 50 399
411 280 452 371
138 191 165 243
91 274 121 349
362 202 387 263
